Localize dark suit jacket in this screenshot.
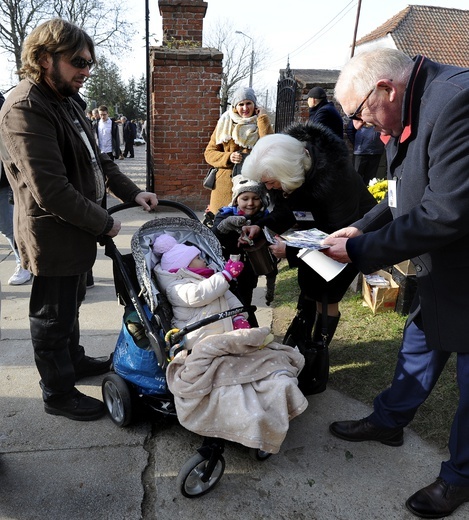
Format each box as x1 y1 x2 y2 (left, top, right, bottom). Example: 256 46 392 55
348 56 469 352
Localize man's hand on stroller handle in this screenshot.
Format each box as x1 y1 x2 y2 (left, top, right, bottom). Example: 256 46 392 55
134 191 159 211
222 259 244 280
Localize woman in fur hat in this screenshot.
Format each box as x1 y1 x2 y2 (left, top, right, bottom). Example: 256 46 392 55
204 86 273 223
241 123 377 396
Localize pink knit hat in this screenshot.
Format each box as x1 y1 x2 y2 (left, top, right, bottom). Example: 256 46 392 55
152 234 201 271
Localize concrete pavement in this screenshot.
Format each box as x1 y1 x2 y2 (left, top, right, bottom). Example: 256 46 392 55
1 145 466 519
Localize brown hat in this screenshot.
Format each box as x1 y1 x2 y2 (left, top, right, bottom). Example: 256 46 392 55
307 87 327 99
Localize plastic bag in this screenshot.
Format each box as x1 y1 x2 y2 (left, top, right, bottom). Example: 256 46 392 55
113 305 167 395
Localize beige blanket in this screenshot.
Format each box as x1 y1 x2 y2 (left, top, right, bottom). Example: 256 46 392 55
166 327 308 454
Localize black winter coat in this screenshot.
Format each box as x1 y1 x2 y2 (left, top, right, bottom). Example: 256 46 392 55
257 122 376 303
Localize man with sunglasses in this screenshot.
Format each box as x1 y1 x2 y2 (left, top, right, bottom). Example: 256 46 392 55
323 48 469 518
0 19 158 422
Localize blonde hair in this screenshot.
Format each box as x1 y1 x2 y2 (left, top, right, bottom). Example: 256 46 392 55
242 134 311 193
20 18 96 82
335 48 413 104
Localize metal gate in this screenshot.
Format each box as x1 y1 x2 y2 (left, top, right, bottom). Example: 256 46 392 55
275 65 297 133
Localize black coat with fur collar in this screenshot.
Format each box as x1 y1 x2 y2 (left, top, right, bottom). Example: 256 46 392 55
258 122 376 235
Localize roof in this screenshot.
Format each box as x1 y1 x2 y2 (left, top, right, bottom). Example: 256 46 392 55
356 5 469 67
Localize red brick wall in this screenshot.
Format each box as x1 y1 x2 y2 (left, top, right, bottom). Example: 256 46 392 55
151 0 222 211
159 0 207 44
150 47 223 210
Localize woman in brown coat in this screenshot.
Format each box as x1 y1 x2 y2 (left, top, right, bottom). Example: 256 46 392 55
204 86 273 217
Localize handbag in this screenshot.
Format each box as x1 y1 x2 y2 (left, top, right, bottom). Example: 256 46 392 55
203 167 218 190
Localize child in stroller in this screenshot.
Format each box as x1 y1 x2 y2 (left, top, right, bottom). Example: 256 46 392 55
103 203 307 498
152 233 250 350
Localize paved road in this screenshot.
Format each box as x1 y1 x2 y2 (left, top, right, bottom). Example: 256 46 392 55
0 145 466 519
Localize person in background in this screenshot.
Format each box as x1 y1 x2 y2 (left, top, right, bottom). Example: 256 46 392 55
241 123 376 396
96 105 119 161
307 86 344 139
115 116 125 160
346 119 385 185
212 176 273 325
323 47 469 519
122 116 137 158
0 93 31 285
0 18 159 421
204 86 273 225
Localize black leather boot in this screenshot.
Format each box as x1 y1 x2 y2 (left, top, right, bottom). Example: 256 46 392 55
299 313 340 396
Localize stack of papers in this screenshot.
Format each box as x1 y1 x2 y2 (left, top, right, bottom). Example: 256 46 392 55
264 227 346 282
364 274 390 287
264 227 329 250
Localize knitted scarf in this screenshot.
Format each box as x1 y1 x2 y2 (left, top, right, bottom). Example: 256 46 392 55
214 110 259 150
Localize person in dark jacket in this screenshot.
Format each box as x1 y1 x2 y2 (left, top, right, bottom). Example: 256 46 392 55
241 123 376 395
324 47 469 519
122 116 137 158
0 18 159 422
307 86 344 139
346 120 385 184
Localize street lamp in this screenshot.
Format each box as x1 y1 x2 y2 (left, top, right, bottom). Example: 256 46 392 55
235 30 254 88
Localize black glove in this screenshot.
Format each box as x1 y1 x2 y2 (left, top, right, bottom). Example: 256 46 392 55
216 215 247 234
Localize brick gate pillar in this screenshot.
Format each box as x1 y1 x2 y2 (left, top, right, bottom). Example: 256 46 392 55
150 0 223 211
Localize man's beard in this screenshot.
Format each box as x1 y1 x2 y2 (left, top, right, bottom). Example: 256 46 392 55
50 63 79 97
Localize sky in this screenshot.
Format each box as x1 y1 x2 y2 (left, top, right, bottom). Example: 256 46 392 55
1 1 469 96
120 0 469 100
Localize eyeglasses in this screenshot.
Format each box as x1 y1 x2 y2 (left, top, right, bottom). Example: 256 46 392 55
347 87 375 121
69 56 94 71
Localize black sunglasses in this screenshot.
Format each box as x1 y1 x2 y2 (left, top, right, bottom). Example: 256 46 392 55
70 56 94 70
348 87 375 121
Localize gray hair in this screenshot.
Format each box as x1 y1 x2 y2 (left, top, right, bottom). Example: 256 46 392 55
335 48 414 104
242 134 312 193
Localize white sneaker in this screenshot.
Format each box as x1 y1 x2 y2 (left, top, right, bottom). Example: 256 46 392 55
8 265 32 285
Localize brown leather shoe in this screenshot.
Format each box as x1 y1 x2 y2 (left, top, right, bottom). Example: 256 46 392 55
329 418 404 446
406 478 469 518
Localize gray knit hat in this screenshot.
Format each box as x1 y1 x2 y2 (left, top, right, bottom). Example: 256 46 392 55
307 86 327 99
231 175 269 209
230 86 257 108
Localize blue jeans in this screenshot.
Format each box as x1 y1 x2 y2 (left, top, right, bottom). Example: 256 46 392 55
370 320 469 486
0 185 20 264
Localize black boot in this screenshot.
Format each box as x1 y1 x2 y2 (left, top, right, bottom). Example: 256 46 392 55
298 313 340 396
283 308 315 351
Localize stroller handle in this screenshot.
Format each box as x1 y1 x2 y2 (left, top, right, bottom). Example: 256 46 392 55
167 306 247 346
107 199 199 220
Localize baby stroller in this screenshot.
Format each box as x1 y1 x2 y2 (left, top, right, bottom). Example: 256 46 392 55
101 200 273 498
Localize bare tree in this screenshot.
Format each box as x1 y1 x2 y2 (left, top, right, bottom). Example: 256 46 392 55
0 0 50 73
0 0 133 88
51 0 132 52
203 19 270 112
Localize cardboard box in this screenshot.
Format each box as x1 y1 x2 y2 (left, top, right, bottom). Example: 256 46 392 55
362 270 399 314
394 260 416 276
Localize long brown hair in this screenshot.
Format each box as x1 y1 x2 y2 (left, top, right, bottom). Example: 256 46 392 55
20 18 96 82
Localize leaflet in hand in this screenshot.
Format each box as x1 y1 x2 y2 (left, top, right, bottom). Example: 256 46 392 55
264 227 330 250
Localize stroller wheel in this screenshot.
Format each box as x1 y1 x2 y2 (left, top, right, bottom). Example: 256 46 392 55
249 448 272 461
102 373 132 427
177 452 225 498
